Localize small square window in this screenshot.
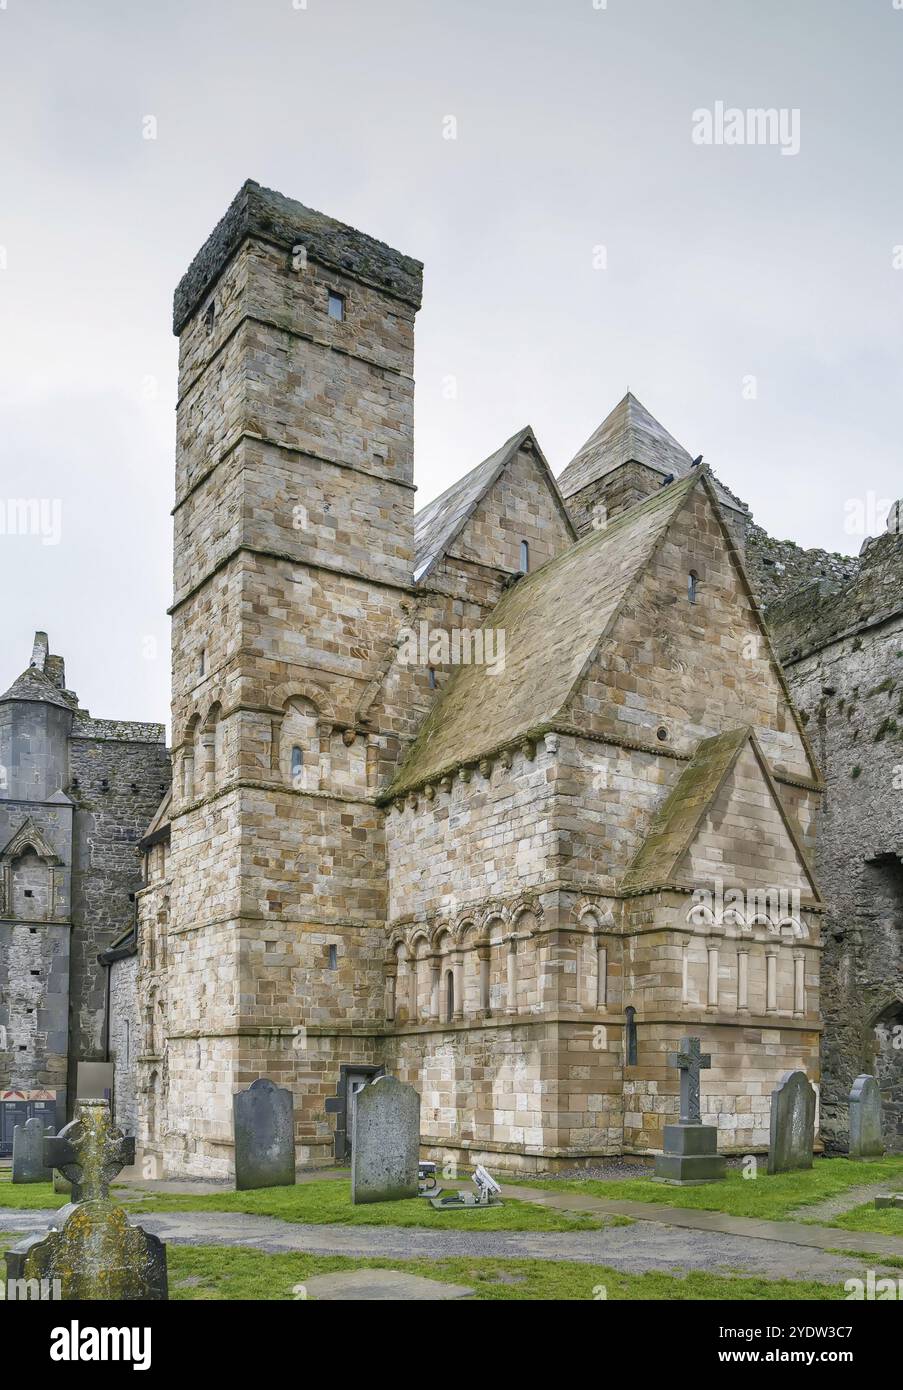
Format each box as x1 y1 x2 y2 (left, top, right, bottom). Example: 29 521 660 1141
327 291 345 322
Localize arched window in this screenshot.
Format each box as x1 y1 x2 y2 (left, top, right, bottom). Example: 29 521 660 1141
281 697 319 790
688 570 698 604
445 968 455 1023
520 540 530 573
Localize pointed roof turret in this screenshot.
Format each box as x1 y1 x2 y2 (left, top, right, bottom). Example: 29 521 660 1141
558 392 693 499
0 631 77 709
557 392 746 520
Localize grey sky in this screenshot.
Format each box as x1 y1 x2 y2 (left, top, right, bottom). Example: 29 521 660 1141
1 0 901 731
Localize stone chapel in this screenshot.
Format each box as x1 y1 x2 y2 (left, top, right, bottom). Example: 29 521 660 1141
129 180 827 1178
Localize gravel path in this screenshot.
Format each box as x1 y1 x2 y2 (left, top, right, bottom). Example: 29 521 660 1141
0 1206 893 1283
791 1181 903 1223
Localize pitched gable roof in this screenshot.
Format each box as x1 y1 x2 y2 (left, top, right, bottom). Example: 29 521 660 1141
557 391 746 517
413 426 574 582
390 472 700 796
619 726 820 901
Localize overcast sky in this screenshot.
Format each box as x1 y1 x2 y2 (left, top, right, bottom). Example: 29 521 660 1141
1 0 901 731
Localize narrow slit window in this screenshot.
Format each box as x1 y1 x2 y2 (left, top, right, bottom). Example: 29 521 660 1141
688 570 698 604
520 540 529 573
291 746 304 780
428 667 437 689
327 290 345 322
328 944 338 970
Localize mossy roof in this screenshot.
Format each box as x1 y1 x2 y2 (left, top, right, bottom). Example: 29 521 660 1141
619 727 750 893
619 725 821 898
389 471 701 796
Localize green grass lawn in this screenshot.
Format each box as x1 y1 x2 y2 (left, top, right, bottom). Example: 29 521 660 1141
518 1157 903 1223
128 1180 613 1231
165 1243 852 1301
0 1176 610 1232
826 1200 903 1238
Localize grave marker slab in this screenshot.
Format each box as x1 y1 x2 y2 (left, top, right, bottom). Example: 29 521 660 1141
654 1036 725 1184
11 1117 52 1184
4 1098 167 1300
849 1074 884 1158
233 1077 296 1190
767 1069 816 1174
351 1074 420 1204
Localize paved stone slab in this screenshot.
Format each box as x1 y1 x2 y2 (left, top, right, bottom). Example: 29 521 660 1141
301 1268 474 1300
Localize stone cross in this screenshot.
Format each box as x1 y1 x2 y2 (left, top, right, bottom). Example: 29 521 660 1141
667 1036 711 1126
44 1099 135 1202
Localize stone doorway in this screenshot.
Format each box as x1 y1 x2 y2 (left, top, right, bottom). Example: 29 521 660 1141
326 1064 384 1162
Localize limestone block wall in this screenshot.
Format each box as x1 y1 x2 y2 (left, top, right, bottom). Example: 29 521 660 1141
622 1019 821 1155
385 741 558 923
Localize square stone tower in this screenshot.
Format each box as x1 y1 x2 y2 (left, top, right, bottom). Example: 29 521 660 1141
155 182 423 1176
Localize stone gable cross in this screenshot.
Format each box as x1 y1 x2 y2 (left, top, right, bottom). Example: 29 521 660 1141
667 1036 711 1126
44 1099 135 1202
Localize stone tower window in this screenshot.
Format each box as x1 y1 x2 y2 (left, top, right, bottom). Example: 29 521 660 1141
445 968 455 1023
428 667 437 690
203 301 215 334
328 943 338 970
520 540 529 573
688 570 698 604
327 290 345 322
291 746 304 779
625 1005 638 1066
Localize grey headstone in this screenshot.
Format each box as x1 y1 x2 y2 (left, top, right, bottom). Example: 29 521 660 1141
351 1074 420 1204
11 1117 52 1184
849 1074 884 1158
768 1069 816 1174
233 1077 296 1190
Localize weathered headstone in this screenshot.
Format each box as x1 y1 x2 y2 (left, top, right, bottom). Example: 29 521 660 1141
654 1036 726 1184
4 1098 167 1300
849 1074 884 1158
767 1069 816 1174
351 1074 420 1204
233 1077 296 1190
11 1117 52 1184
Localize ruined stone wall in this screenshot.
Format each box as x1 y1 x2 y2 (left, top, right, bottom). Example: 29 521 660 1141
778 612 903 1151
68 726 169 1111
